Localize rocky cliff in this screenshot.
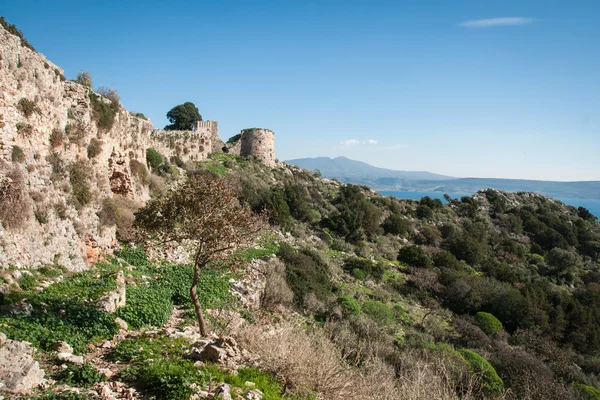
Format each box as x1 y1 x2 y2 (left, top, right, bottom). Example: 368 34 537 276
0 24 153 270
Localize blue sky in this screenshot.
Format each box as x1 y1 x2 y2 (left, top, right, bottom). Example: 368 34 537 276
3 0 599 181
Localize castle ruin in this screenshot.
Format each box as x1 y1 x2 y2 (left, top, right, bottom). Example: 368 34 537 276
150 122 275 167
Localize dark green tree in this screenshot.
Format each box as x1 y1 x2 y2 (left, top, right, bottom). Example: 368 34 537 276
165 102 202 130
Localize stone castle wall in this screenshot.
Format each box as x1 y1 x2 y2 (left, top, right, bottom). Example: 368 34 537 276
240 128 275 167
0 24 153 270
0 23 276 270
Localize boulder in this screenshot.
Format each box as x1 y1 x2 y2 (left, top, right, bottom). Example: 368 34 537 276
96 270 126 313
0 334 46 394
114 317 128 331
56 352 84 366
52 341 73 354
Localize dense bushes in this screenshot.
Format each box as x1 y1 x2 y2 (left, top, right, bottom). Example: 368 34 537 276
459 349 504 395
381 213 410 235
321 185 382 242
278 243 332 306
397 245 431 268
146 148 163 170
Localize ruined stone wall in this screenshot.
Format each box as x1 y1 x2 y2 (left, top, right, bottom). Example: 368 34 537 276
0 24 152 270
240 128 275 167
149 129 212 162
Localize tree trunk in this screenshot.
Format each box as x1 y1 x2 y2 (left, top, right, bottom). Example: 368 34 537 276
190 263 208 337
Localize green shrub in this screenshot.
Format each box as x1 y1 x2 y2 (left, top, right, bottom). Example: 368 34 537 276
146 148 163 170
86 138 103 158
57 363 106 387
459 349 504 396
351 268 366 280
117 287 173 329
397 245 431 268
573 383 600 400
115 245 151 269
278 244 332 304
362 300 396 325
343 257 385 280
475 312 503 336
17 98 40 118
382 213 410 235
338 296 361 316
69 160 92 207
11 145 25 163
123 360 201 400
130 111 148 120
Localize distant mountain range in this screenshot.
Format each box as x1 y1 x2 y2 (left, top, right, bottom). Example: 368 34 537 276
286 157 600 200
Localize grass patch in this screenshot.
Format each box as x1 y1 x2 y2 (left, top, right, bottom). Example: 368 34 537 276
122 359 202 400
110 334 190 363
0 265 120 353
56 363 106 387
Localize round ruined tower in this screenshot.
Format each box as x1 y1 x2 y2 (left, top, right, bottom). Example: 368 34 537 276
240 128 275 166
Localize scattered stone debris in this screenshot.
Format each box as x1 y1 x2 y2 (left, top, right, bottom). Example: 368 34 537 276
188 336 252 371
0 332 46 394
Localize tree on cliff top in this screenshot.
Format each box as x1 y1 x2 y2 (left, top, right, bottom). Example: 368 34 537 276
165 102 202 130
134 173 266 336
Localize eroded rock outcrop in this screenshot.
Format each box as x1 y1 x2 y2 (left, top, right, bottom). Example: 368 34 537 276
0 333 46 394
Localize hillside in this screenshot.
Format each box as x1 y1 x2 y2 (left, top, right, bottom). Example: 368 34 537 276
288 156 600 200
287 156 454 181
3 17 600 400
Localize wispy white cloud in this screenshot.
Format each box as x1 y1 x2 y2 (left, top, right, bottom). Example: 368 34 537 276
459 17 536 28
340 139 378 146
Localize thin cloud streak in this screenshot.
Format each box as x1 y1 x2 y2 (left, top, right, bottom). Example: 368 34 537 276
340 139 378 146
459 17 536 28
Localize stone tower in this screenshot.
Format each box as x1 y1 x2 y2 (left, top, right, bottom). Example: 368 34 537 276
239 128 275 166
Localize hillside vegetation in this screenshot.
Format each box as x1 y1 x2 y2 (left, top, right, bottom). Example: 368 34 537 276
3 150 600 399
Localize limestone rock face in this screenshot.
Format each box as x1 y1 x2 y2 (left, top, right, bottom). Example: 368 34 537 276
0 333 46 394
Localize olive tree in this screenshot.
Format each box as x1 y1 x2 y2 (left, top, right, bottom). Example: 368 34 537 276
135 173 266 336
